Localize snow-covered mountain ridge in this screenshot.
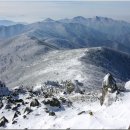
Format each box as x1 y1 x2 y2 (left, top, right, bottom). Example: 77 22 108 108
0 16 130 53
0 47 130 90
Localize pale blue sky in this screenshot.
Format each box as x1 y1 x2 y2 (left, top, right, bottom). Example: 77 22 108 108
0 1 130 23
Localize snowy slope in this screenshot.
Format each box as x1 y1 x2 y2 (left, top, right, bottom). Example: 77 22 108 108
0 80 130 129
0 20 24 26
1 47 130 90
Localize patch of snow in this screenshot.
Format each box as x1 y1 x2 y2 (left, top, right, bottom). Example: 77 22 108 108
125 81 130 90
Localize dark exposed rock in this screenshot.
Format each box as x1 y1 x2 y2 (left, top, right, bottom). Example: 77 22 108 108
12 106 18 111
5 104 12 109
43 98 61 107
45 81 61 87
59 97 72 107
12 111 21 121
12 104 20 111
89 111 93 116
16 111 21 115
0 116 8 127
12 120 17 124
23 115 27 119
59 97 66 103
24 107 32 114
44 108 49 113
45 110 49 113
0 100 3 109
30 99 40 107
17 104 21 108
13 86 26 94
63 92 67 95
49 111 55 116
67 100 72 107
78 111 86 115
35 114 40 116
7 97 24 105
0 81 6 88
15 99 24 104
99 95 104 106
128 125 130 130
79 90 85 94
13 113 18 120
7 98 14 104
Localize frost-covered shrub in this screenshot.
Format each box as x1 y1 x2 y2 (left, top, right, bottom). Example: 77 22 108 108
65 80 75 94
43 97 61 107
45 81 61 87
13 85 26 95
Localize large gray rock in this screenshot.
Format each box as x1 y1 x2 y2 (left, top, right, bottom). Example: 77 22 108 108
102 73 117 92
30 99 40 107
24 107 32 114
43 98 61 107
0 100 3 109
0 116 8 127
100 73 118 106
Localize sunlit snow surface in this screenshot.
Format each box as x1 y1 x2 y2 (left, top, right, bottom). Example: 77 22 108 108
0 81 130 129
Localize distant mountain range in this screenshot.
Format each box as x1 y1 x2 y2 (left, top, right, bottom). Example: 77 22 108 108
0 16 130 88
0 20 26 26
0 16 130 53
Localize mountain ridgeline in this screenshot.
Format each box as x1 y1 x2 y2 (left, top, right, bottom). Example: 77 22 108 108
0 16 130 53
0 16 130 88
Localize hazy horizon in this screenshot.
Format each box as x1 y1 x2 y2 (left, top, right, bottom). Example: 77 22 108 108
0 1 130 23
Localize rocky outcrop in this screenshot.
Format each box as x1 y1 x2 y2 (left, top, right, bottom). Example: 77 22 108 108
0 116 8 127
100 73 118 106
49 111 55 116
0 100 3 109
43 98 61 107
30 99 40 107
12 111 21 121
24 107 32 114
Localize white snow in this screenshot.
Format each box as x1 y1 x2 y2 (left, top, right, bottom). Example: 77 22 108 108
125 81 130 90
0 81 130 129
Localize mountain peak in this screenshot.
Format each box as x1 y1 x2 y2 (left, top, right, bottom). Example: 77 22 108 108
93 16 113 22
73 16 86 21
44 18 54 22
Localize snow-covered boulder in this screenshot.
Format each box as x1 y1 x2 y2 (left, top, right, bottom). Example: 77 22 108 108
125 81 130 90
24 107 32 115
103 89 117 106
73 80 84 94
102 73 117 92
100 73 118 105
43 97 61 107
30 99 40 107
0 116 8 127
